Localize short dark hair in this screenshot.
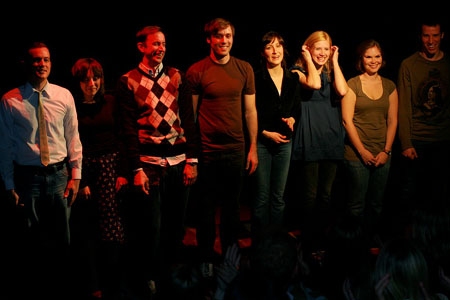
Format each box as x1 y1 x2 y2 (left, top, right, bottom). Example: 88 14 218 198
204 18 235 38
23 41 49 63
136 25 162 43
250 227 299 288
418 15 446 32
260 31 288 68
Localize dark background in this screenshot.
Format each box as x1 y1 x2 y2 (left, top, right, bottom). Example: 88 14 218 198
0 5 446 94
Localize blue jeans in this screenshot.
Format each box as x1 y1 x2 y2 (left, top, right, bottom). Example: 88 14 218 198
13 163 71 297
14 163 71 247
196 150 245 260
344 158 391 232
252 141 291 236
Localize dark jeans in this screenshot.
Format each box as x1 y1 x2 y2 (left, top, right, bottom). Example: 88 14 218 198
252 141 291 237
398 140 450 212
344 158 391 234
196 151 245 260
123 162 189 283
297 160 338 214
13 162 71 299
289 159 339 250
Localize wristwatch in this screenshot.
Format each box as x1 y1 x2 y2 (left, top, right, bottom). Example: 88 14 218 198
383 149 392 156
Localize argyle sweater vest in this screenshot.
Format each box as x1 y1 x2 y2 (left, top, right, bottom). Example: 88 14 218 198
124 66 187 157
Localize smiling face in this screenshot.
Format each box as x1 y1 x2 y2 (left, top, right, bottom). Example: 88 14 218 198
263 37 284 67
139 31 166 68
362 46 383 75
79 69 101 100
309 40 331 67
421 24 443 58
28 47 51 84
208 25 233 61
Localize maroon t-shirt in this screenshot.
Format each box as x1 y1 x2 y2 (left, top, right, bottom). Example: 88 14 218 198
186 56 255 153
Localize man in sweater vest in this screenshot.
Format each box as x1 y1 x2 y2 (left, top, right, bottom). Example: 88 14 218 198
115 25 200 297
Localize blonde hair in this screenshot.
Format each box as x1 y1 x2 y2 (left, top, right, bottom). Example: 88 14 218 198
294 30 333 81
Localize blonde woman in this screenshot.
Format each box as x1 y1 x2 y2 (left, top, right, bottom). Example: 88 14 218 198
289 30 348 255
